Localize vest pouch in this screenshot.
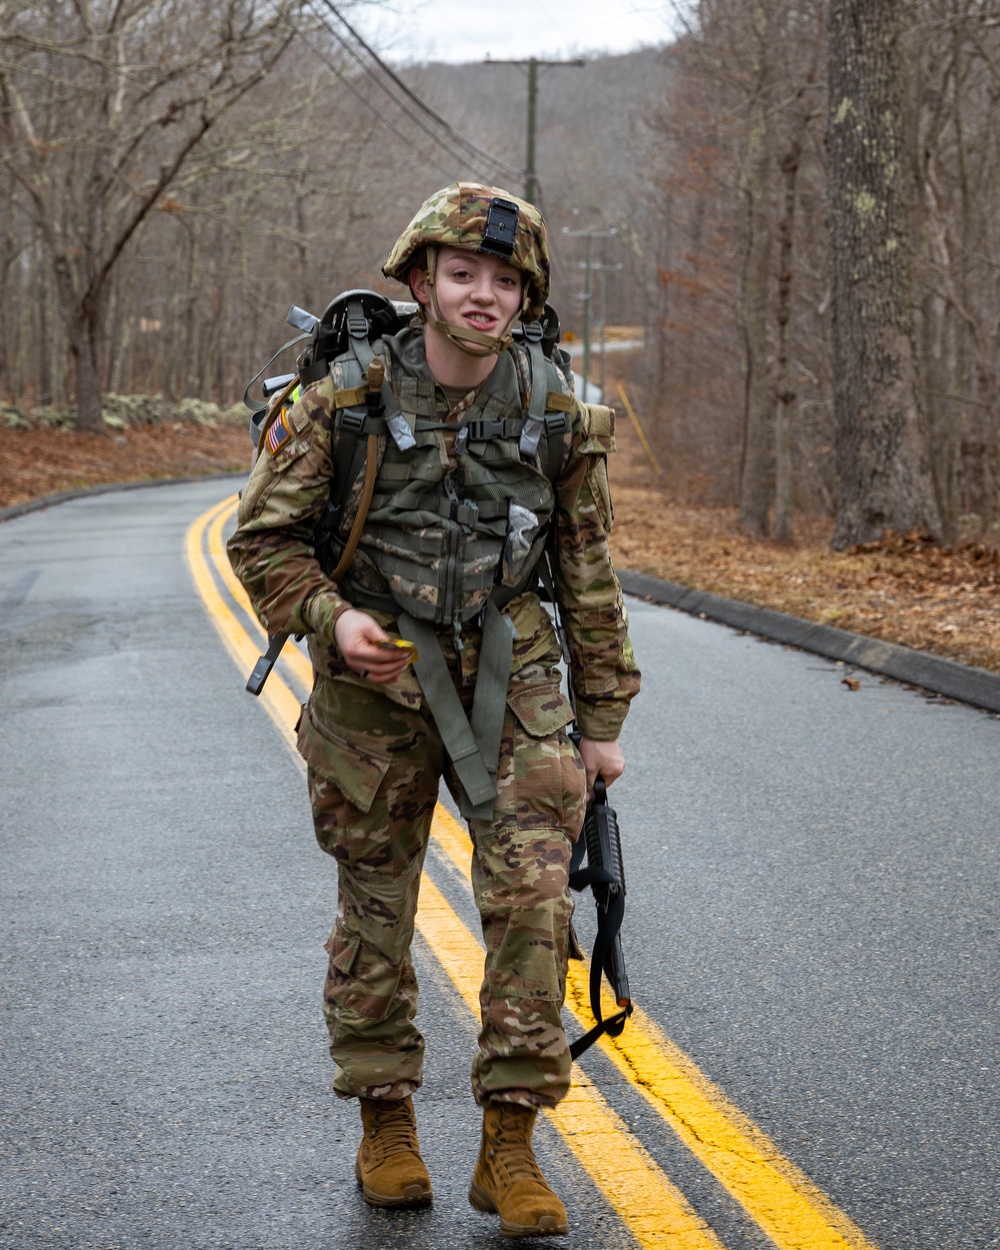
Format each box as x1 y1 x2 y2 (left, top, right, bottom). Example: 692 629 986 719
500 501 541 587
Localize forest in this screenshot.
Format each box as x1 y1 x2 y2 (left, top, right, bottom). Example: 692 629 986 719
2 0 998 549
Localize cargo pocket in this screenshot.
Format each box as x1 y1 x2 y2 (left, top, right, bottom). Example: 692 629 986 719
325 923 361 977
325 859 423 1021
297 701 391 814
505 681 584 836
506 682 575 739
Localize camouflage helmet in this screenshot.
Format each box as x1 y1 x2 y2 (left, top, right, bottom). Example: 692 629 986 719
382 182 550 322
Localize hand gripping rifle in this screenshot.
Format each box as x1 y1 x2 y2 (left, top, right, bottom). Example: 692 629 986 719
534 547 633 1059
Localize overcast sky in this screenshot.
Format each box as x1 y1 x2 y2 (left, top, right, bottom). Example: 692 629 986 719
353 0 681 65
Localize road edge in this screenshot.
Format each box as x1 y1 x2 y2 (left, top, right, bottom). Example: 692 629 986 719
0 472 245 524
617 568 1000 716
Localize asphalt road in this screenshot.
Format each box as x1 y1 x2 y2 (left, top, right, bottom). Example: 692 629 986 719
1 478 997 1250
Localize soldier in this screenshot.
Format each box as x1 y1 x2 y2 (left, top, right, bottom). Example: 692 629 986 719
228 182 640 1238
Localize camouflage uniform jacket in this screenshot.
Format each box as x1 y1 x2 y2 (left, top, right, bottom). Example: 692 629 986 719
227 328 640 744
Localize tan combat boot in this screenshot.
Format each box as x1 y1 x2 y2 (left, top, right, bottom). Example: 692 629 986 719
469 1103 568 1237
355 1095 432 1207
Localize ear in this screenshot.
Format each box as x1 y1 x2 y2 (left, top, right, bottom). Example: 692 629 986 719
409 266 430 308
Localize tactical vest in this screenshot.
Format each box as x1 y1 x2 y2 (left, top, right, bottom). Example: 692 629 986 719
313 321 577 819
319 323 575 641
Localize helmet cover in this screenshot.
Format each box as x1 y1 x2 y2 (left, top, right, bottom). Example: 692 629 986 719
382 182 550 322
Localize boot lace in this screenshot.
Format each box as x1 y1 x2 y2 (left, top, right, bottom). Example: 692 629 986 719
491 1116 543 1187
368 1100 418 1161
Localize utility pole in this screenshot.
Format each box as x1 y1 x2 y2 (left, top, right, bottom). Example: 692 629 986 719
484 56 584 203
563 226 617 400
592 262 623 396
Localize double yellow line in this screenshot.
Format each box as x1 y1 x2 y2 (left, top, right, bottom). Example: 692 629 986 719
187 494 878 1250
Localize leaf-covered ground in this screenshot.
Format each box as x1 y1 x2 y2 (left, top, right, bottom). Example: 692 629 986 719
0 423 250 508
4 405 999 677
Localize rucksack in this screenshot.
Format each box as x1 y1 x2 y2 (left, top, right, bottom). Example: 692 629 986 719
244 289 414 453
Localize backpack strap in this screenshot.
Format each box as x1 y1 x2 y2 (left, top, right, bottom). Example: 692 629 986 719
328 359 385 580
512 329 574 482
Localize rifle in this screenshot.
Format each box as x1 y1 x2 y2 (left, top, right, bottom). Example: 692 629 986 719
532 545 633 1059
567 743 634 1060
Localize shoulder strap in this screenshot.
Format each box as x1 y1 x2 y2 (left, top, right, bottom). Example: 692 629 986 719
510 330 574 483
328 359 386 580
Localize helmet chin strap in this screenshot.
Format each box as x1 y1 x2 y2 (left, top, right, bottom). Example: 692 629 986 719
420 247 521 358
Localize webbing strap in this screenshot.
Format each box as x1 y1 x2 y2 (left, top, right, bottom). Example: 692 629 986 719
346 300 376 373
567 843 632 1059
397 605 513 819
518 335 549 458
379 379 418 452
468 601 514 818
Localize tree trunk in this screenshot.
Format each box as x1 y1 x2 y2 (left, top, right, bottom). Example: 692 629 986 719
773 139 802 546
826 0 942 549
70 295 109 433
737 0 774 538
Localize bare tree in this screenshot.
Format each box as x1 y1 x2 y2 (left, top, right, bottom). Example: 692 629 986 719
773 24 822 545
0 0 303 430
826 0 942 547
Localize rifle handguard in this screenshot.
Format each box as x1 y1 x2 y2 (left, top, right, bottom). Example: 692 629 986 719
582 778 631 1010
569 773 633 1059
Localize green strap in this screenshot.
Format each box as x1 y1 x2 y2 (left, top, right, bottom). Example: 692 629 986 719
518 335 549 458
397 605 513 820
468 600 514 817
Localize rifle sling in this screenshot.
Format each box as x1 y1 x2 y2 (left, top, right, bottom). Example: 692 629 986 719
567 847 633 1060
397 601 512 819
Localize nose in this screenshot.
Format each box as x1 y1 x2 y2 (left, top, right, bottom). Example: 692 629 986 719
469 272 495 303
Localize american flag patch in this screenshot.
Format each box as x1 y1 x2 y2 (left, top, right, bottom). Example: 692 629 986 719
266 409 292 455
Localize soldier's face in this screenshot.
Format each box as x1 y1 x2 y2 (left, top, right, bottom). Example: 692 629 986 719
413 246 524 338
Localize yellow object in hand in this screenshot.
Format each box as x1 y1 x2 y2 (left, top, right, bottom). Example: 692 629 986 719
378 638 419 666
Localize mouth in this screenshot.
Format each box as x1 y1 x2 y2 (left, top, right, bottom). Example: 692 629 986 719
464 311 497 330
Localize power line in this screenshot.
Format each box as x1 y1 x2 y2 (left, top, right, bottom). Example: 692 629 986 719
309 0 524 187
318 0 524 182
293 17 458 180
305 5 474 172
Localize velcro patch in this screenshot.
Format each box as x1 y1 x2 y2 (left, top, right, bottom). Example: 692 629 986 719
333 385 367 408
265 409 292 455
582 403 615 439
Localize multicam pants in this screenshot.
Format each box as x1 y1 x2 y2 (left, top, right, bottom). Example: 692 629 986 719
298 649 587 1109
